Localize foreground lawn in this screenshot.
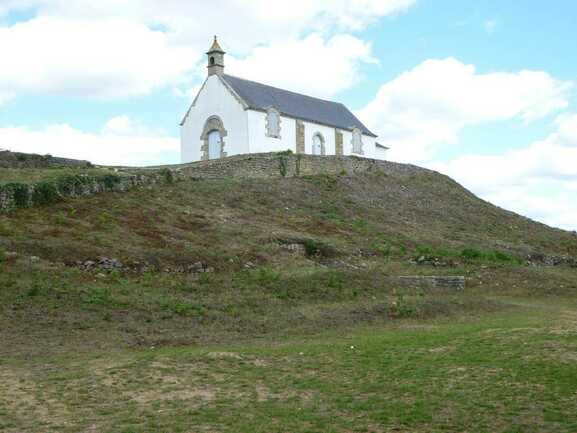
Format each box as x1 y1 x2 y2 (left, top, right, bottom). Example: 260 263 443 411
1 299 576 433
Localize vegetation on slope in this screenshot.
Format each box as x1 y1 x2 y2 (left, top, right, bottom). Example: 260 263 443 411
0 166 576 432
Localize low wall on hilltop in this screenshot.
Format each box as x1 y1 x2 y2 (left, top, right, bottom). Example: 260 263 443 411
0 150 92 168
176 153 424 179
1 153 428 212
0 170 178 212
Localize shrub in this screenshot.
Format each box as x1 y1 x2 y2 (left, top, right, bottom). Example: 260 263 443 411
389 289 419 318
32 181 60 206
0 248 5 263
278 155 288 177
3 183 31 208
302 239 337 258
100 174 122 190
159 168 174 184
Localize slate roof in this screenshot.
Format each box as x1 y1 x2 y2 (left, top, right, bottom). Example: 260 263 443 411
222 74 377 137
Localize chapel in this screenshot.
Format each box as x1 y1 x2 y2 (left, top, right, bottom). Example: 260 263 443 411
180 37 387 163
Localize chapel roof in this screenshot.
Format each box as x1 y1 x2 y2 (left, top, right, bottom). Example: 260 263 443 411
222 74 377 137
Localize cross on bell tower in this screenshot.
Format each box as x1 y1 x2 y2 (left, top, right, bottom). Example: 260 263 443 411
207 36 225 77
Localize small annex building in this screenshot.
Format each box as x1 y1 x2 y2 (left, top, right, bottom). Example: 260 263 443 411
180 37 387 163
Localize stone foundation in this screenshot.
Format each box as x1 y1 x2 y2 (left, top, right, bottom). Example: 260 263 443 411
177 152 424 179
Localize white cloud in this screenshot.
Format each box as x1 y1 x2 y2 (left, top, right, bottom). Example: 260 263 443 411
227 34 377 99
0 16 194 101
357 58 573 162
484 19 497 34
0 0 414 105
430 114 577 231
0 117 179 166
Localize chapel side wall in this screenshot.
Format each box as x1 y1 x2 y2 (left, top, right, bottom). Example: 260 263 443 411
247 110 296 153
341 130 377 159
181 76 249 163
302 122 336 155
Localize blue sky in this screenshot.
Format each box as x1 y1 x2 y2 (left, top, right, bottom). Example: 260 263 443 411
0 0 576 230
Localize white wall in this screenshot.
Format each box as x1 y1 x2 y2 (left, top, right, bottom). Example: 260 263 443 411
302 122 336 155
180 75 249 163
180 77 385 162
340 129 377 159
247 110 296 153
374 145 388 161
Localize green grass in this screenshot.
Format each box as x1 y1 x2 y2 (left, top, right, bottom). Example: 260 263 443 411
0 167 115 184
0 169 576 432
1 300 576 432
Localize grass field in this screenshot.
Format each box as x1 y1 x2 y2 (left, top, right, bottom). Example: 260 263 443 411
1 297 576 432
1 169 576 432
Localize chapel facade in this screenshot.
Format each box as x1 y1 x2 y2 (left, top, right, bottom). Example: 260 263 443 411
180 37 387 163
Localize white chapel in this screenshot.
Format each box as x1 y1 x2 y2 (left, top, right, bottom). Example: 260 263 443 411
180 37 387 163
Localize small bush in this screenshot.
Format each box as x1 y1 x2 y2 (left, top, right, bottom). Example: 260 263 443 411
0 249 5 263
32 181 60 206
100 174 122 190
278 155 288 177
326 271 345 289
160 168 174 184
388 289 419 318
302 239 337 258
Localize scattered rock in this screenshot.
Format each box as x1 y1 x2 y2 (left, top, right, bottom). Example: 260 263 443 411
526 253 577 267
409 256 455 267
77 257 123 272
280 243 306 255
74 257 215 274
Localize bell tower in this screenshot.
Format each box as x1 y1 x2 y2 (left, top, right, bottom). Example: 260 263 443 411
207 36 225 77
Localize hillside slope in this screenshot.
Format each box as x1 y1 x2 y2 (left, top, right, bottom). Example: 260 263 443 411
0 157 576 357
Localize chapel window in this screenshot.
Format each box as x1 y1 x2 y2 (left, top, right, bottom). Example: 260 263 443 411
352 128 363 154
266 108 281 138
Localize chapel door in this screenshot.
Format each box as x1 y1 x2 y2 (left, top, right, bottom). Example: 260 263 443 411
312 135 322 155
208 130 221 160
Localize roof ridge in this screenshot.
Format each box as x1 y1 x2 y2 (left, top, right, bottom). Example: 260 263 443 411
223 74 341 106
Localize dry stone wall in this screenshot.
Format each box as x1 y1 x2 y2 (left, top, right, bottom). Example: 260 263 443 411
0 170 178 212
1 152 430 212
390 276 466 291
177 152 426 179
0 150 91 168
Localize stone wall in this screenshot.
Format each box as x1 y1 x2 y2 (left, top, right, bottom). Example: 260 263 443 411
177 152 425 179
0 170 179 213
389 276 466 291
1 152 429 212
0 150 91 168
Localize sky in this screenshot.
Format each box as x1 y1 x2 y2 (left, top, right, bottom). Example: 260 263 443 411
0 0 576 231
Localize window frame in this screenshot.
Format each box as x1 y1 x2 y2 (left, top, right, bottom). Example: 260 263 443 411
351 128 364 155
265 107 282 139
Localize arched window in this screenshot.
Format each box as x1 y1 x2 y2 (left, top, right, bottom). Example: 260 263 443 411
266 108 281 138
210 57 215 65
351 128 363 154
312 133 325 155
